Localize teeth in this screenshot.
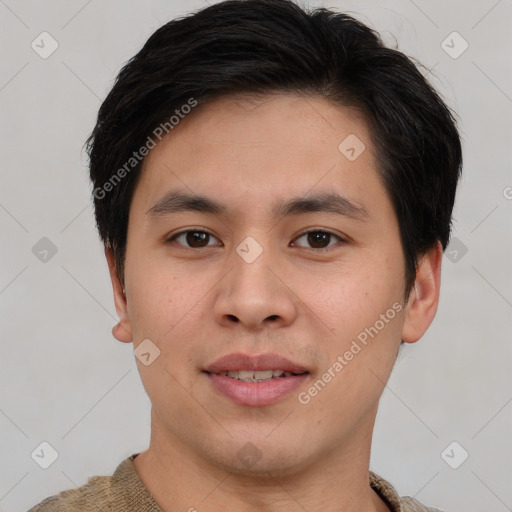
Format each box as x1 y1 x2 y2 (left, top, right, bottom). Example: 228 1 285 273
218 370 295 382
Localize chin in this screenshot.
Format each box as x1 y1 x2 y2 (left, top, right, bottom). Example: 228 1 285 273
202 435 314 478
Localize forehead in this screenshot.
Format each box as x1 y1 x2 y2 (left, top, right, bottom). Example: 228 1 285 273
133 93 383 216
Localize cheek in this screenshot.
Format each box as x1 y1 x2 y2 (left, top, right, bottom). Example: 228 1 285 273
126 270 204 388
125 260 197 340
300 258 404 363
300 264 381 330
126 259 230 356
302 274 404 418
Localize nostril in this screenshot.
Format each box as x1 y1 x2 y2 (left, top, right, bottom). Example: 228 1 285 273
227 314 239 322
267 315 279 321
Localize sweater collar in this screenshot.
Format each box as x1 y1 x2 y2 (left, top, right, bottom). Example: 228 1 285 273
114 454 403 512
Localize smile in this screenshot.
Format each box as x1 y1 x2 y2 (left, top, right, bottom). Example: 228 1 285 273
211 369 303 382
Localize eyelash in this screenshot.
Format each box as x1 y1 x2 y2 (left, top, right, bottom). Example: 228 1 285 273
166 229 345 251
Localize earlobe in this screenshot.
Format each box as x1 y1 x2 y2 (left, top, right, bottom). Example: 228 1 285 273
401 241 443 344
105 247 133 343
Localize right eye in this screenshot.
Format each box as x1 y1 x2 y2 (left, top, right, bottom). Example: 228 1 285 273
166 230 222 249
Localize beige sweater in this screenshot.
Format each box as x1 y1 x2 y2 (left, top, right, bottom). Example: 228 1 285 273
27 454 443 512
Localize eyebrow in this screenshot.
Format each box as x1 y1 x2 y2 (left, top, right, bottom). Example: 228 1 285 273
274 192 368 220
147 192 225 216
146 191 369 221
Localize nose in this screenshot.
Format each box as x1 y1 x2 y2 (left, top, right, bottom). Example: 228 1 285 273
213 243 298 332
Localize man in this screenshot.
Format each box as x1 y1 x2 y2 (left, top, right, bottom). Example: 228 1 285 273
28 0 462 510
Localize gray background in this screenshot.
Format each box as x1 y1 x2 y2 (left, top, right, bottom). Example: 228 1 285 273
1 1 511 511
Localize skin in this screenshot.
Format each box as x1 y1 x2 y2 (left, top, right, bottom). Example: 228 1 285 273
106 93 442 512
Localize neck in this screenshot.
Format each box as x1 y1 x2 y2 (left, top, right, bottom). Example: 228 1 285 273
132 407 390 512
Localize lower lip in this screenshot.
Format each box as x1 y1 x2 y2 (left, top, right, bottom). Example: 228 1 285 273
205 372 309 406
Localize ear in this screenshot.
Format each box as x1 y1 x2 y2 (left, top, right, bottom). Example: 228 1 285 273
401 241 443 344
105 247 133 343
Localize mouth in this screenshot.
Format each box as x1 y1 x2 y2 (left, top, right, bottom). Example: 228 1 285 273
206 369 307 382
203 353 310 406
203 352 309 375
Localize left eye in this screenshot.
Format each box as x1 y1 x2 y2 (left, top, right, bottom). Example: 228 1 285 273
169 230 220 248
292 231 342 250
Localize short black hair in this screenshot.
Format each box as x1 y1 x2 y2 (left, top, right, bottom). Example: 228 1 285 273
87 0 463 297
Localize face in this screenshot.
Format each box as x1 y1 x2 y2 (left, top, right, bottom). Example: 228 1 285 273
108 93 440 476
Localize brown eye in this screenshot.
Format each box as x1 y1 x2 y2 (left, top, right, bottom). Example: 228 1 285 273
186 231 209 247
293 230 342 250
307 232 330 248
170 230 220 248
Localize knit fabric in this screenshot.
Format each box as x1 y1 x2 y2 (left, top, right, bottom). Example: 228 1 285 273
27 454 443 512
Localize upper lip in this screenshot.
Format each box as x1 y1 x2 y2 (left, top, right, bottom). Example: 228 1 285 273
204 353 309 374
